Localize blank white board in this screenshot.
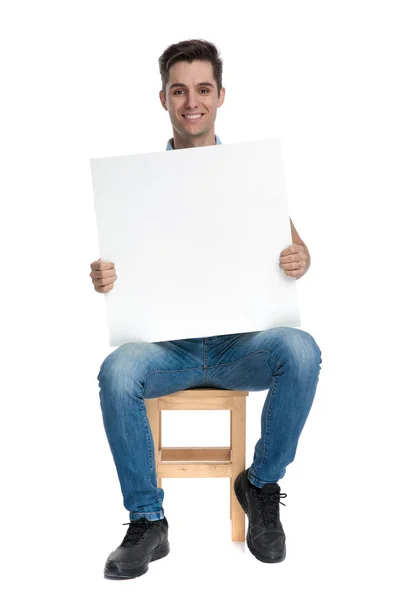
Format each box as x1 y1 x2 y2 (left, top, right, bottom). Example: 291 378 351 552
90 138 301 346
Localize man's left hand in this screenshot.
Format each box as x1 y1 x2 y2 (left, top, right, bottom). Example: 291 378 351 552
279 244 307 279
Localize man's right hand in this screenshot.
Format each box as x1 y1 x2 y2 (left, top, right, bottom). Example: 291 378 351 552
90 258 117 293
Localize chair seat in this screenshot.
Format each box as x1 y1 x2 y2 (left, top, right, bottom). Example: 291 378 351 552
145 387 248 541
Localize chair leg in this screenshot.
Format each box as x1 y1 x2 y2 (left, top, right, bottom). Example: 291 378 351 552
230 478 232 520
230 411 232 520
231 398 246 541
157 408 162 489
146 393 246 539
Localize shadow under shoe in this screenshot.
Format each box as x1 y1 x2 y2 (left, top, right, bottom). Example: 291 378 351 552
104 517 170 579
234 468 287 563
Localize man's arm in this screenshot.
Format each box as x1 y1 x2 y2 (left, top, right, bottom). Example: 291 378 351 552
290 218 311 272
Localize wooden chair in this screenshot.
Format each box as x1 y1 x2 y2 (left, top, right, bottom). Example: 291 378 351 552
145 387 248 541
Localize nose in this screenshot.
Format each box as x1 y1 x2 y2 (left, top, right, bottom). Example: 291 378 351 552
185 90 200 110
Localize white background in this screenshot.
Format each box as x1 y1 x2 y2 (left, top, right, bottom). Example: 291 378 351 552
1 1 399 598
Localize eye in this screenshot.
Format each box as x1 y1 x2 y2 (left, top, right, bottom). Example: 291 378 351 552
173 88 210 95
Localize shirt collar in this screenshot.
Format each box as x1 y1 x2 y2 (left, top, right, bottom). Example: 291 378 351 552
166 134 222 150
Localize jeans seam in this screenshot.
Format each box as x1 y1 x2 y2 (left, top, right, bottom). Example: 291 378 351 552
131 511 163 516
143 366 205 397
142 399 165 509
262 374 278 473
143 349 281 395
140 401 154 479
209 350 280 370
249 364 280 481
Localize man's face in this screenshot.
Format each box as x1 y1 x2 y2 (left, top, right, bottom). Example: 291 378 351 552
160 59 225 140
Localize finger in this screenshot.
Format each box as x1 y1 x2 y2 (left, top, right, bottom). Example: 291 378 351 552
280 245 292 256
280 244 297 256
285 261 302 272
91 270 115 281
280 251 300 262
280 258 300 269
96 275 115 286
98 261 115 270
93 264 115 275
91 258 115 269
97 282 113 290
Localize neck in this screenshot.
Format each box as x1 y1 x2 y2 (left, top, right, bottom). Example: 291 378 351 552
172 129 216 150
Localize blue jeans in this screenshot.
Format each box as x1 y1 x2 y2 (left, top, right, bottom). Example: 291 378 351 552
97 326 322 521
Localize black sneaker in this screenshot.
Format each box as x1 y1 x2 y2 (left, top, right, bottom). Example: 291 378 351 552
234 468 287 563
104 517 170 579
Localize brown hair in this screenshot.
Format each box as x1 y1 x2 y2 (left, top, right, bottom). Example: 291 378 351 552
159 39 223 98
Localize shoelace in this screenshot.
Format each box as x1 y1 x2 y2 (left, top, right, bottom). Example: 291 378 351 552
254 491 288 528
121 518 155 546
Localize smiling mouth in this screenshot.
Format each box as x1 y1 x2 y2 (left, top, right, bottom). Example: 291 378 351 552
183 114 204 121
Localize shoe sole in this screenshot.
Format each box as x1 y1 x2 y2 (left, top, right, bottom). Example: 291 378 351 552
104 541 170 579
234 473 286 563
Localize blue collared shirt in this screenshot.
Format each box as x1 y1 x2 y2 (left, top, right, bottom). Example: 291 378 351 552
166 134 222 150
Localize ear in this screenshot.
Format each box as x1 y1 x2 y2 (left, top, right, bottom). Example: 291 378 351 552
217 87 226 108
159 90 168 111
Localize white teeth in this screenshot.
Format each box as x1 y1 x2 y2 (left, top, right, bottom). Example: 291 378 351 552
185 114 202 119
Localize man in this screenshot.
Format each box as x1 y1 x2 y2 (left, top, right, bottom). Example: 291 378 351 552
91 39 322 580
